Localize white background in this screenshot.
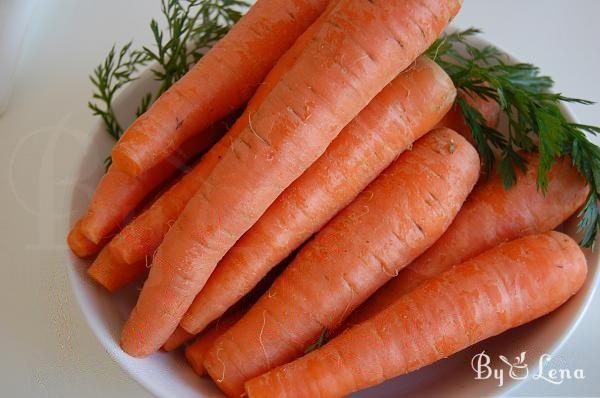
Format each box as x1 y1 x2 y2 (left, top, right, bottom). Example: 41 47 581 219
0 1 599 396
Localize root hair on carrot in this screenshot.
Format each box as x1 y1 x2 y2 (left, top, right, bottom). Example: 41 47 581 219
248 112 270 146
259 310 270 369
215 347 226 383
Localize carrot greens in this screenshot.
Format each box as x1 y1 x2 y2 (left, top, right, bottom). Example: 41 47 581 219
427 28 600 247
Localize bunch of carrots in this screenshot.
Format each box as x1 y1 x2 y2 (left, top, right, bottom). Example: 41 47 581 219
69 0 594 397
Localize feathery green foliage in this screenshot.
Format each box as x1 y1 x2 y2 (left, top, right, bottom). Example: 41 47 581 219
88 0 248 142
426 28 600 247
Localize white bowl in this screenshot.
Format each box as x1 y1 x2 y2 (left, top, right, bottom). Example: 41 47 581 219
66 30 599 397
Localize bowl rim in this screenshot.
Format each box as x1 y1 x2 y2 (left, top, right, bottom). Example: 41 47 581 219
65 25 600 398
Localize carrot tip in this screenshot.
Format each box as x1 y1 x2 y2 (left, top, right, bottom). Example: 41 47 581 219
67 222 100 258
87 267 118 293
111 147 142 177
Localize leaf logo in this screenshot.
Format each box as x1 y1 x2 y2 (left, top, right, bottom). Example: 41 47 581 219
499 352 529 380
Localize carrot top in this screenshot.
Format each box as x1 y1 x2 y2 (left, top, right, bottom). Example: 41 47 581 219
426 28 600 247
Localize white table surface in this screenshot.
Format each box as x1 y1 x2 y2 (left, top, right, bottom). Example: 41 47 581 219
1 1 598 397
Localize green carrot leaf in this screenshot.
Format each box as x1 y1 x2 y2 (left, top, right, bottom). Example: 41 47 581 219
429 28 600 247
305 328 329 354
89 0 249 142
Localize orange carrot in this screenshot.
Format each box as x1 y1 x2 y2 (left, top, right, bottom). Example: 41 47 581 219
87 247 146 293
245 231 587 398
67 220 102 258
435 91 500 144
89 131 239 292
345 152 588 326
181 56 457 334
185 311 244 376
111 0 331 177
166 254 291 352
91 4 335 291
73 127 224 246
108 135 235 267
203 128 479 396
162 326 195 352
120 0 463 358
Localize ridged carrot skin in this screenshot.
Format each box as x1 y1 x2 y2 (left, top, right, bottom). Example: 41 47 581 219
165 251 291 352
67 220 102 258
245 231 587 398
109 140 231 266
165 250 292 352
89 4 334 292
120 0 463 358
73 128 223 246
185 311 244 376
86 127 270 292
109 0 334 267
111 0 331 177
180 56 457 334
88 51 457 292
203 128 479 397
345 152 588 326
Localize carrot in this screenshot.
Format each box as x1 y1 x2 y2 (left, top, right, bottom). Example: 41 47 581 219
344 152 589 327
180 55 457 334
162 326 195 352
120 0 463 358
244 231 587 398
202 128 479 396
102 0 335 264
89 131 250 292
435 91 500 144
185 310 244 376
108 131 253 268
166 254 291 352
111 0 331 177
67 220 102 258
73 127 224 246
87 247 146 293
91 3 335 291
